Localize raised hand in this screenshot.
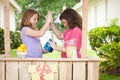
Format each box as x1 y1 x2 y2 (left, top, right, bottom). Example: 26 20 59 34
45 11 52 24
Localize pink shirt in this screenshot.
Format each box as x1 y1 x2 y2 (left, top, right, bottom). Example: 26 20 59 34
61 27 82 58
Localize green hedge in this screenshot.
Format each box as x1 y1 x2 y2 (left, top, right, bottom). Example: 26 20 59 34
88 18 120 73
0 27 22 54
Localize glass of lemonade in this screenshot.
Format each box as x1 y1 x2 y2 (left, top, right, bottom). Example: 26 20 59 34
66 39 77 58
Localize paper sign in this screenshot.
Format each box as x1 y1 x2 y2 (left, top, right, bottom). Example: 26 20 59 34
32 73 40 80
28 64 57 80
28 65 38 73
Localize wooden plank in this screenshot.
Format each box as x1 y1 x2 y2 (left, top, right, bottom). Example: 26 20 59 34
32 61 45 65
59 62 72 80
0 58 104 62
0 62 5 80
87 62 99 80
19 62 31 80
6 62 18 80
73 62 86 80
81 0 88 58
4 0 10 57
0 58 100 80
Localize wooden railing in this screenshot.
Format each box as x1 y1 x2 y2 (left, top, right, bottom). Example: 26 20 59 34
0 58 103 80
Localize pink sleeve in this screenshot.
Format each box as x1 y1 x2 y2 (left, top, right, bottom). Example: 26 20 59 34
71 28 82 51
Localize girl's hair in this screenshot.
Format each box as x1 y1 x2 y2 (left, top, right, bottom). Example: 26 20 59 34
19 9 40 30
60 8 82 29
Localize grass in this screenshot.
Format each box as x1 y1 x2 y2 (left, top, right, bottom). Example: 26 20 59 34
10 49 61 58
43 49 100 58
10 49 120 80
10 49 99 58
10 49 18 58
99 72 120 80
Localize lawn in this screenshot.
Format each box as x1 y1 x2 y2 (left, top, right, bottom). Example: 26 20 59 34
99 72 120 80
10 49 99 58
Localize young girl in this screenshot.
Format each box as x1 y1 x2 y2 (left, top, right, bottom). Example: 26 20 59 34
50 8 82 58
20 9 52 58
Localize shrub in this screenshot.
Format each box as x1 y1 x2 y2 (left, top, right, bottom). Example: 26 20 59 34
0 28 4 54
0 27 22 54
88 18 120 74
10 31 22 49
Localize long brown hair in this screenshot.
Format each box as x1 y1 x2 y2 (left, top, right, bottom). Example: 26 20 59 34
19 9 40 30
60 8 82 29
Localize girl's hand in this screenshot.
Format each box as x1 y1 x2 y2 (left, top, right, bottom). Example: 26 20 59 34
45 11 52 24
42 48 49 53
50 15 53 24
49 41 57 50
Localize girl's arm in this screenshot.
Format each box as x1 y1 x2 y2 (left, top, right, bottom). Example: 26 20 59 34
39 41 49 53
24 22 50 37
50 16 63 40
50 42 66 53
25 11 52 37
42 48 49 53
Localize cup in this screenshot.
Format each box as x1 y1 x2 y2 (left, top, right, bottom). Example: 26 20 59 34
44 39 55 52
66 39 77 58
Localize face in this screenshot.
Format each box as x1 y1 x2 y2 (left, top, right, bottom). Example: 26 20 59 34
30 13 38 28
61 19 69 29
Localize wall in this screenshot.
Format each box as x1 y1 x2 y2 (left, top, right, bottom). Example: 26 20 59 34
0 0 18 31
107 0 120 19
0 0 4 28
88 0 120 30
88 0 107 30
10 5 16 31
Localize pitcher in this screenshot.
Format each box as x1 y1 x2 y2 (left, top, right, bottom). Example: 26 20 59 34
66 39 77 58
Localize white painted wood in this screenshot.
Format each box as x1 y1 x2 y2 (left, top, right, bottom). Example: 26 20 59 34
4 0 10 57
0 62 5 80
73 62 86 80
59 62 72 80
19 62 31 80
0 58 103 80
6 62 18 80
87 62 99 80
81 0 88 58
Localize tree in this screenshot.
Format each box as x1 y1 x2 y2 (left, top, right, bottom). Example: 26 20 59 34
15 0 80 31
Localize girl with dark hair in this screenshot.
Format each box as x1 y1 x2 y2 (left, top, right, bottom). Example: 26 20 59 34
50 8 82 58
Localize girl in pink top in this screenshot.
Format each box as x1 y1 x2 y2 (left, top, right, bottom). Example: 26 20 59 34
50 8 82 58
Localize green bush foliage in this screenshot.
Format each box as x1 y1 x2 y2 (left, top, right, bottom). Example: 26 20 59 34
0 27 22 54
0 28 4 54
88 18 120 71
99 42 120 70
10 31 22 49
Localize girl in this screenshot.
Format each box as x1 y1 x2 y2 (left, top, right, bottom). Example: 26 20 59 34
50 8 82 58
20 9 52 58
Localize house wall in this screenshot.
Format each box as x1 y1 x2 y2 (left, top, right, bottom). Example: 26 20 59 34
88 0 107 30
88 0 120 30
0 0 4 28
10 5 16 31
107 0 120 19
0 0 17 31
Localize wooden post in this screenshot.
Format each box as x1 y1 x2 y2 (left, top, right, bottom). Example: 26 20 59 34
81 0 88 58
4 0 10 57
